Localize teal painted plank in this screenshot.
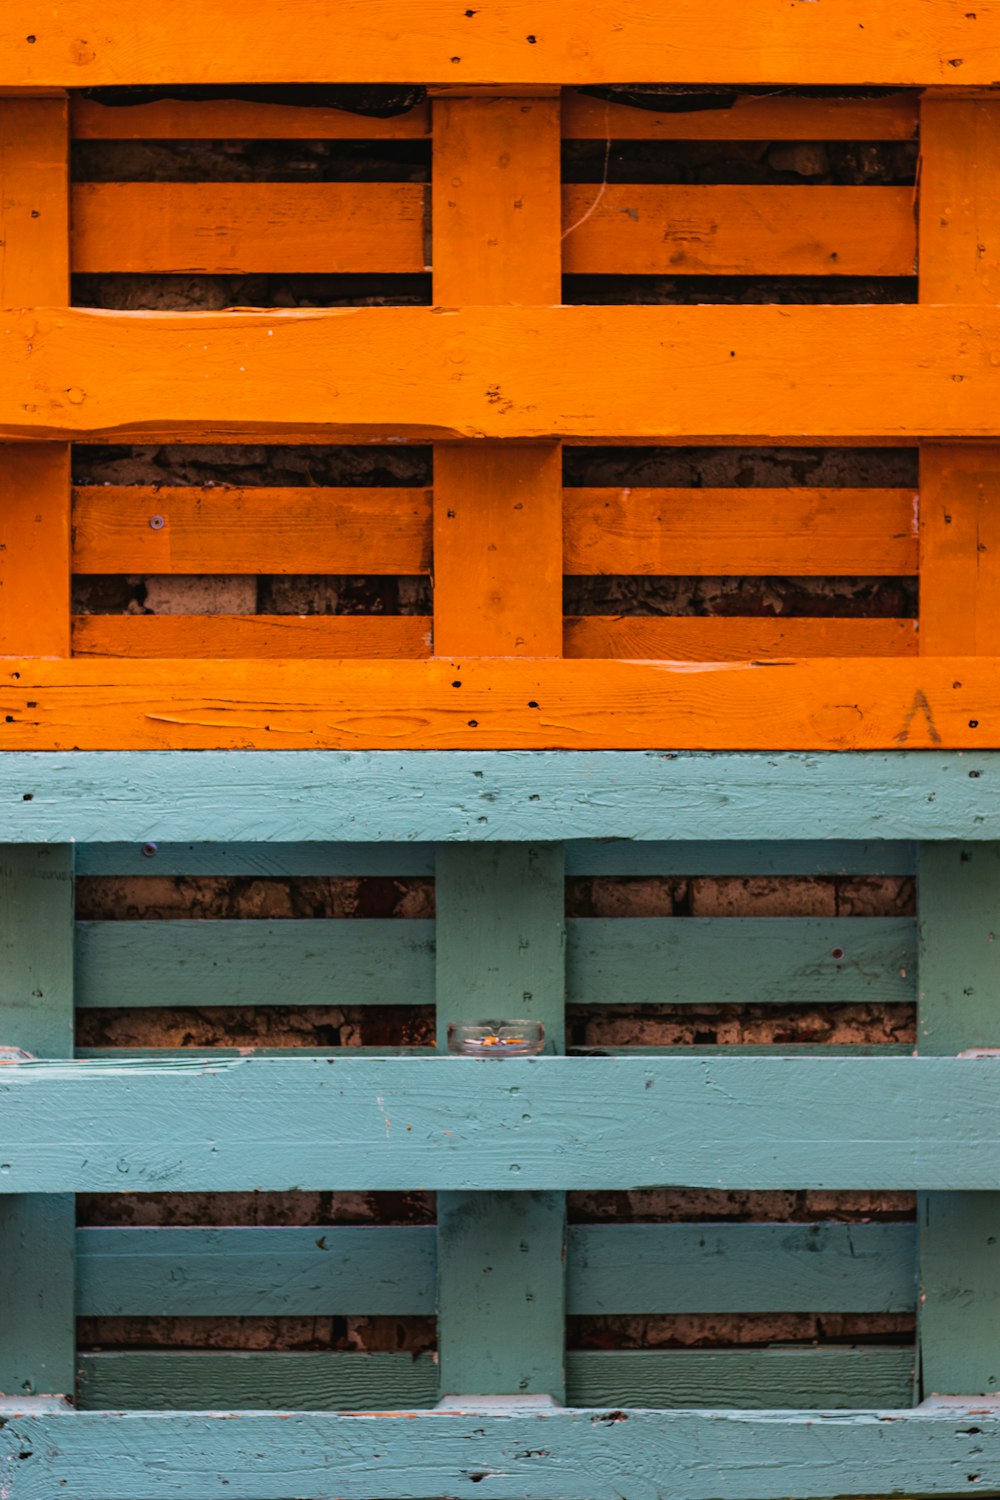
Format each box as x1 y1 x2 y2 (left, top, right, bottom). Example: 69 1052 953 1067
2 1055 999 1192
0 847 75 1399
436 844 566 1399
565 1347 915 1409
566 841 916 877
73 1222 915 1317
75 916 913 1010
76 1226 437 1316
3 1404 998 1500
1 752 998 843
918 843 1000 1397
74 839 914 879
72 1347 913 1413
75 919 435 1007
567 1223 916 1314
76 843 435 877
76 1352 439 1412
568 917 915 1005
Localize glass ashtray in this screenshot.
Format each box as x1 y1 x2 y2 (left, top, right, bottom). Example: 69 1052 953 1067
447 1020 545 1057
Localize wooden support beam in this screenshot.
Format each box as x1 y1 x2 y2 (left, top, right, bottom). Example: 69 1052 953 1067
0 847 75 1398
0 98 70 656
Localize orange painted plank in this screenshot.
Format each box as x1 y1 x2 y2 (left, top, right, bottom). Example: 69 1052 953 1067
72 97 431 139
434 446 563 656
561 90 920 141
0 656 992 749
919 98 1000 657
563 185 916 277
432 97 563 657
563 488 919 576
5 305 1000 442
433 96 561 304
72 614 431 658
72 486 432 574
919 444 1000 654
0 98 70 656
564 616 918 660
1 3 996 85
72 182 427 275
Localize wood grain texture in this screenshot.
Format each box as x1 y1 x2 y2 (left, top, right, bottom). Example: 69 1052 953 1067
0 751 997 843
919 844 1000 1396
0 848 74 1398
72 485 432 573
7 305 1000 441
436 844 566 1397
433 446 562 656
72 614 433 659
561 91 920 141
919 446 1000 654
2 2 998 85
72 97 432 139
567 916 915 1006
72 182 427 274
563 487 919 575
71 838 913 879
72 1346 914 1413
73 1221 915 1317
75 918 435 1006
0 101 70 656
564 617 918 660
3 1402 998 1500
563 186 916 276
2 1055 1000 1192
0 656 997 749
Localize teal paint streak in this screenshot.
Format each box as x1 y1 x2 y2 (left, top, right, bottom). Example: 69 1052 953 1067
0 847 75 1399
3 1405 997 1500
2 1055 999 1192
1 751 997 842
919 842 1000 1397
436 844 566 1400
74 1221 915 1317
73 916 914 1009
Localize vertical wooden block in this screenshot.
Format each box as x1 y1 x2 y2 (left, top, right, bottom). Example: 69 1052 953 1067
436 843 566 1399
432 95 563 661
0 846 75 1397
918 844 1000 1396
918 94 1000 1397
0 97 71 658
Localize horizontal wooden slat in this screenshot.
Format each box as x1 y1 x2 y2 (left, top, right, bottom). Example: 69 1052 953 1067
2 751 995 843
71 97 432 140
72 183 427 275
76 842 437 876
72 614 432 659
72 485 432 573
73 1347 914 1413
70 94 918 144
2 1055 999 1192
563 186 915 277
4 1403 997 1500
74 1222 915 1316
565 616 918 659
76 1226 437 1315
1 2 996 85
75 918 435 1006
5 306 1000 442
563 488 919 575
71 838 913 879
568 916 914 1005
73 914 912 1007
561 91 921 141
0 657 995 749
